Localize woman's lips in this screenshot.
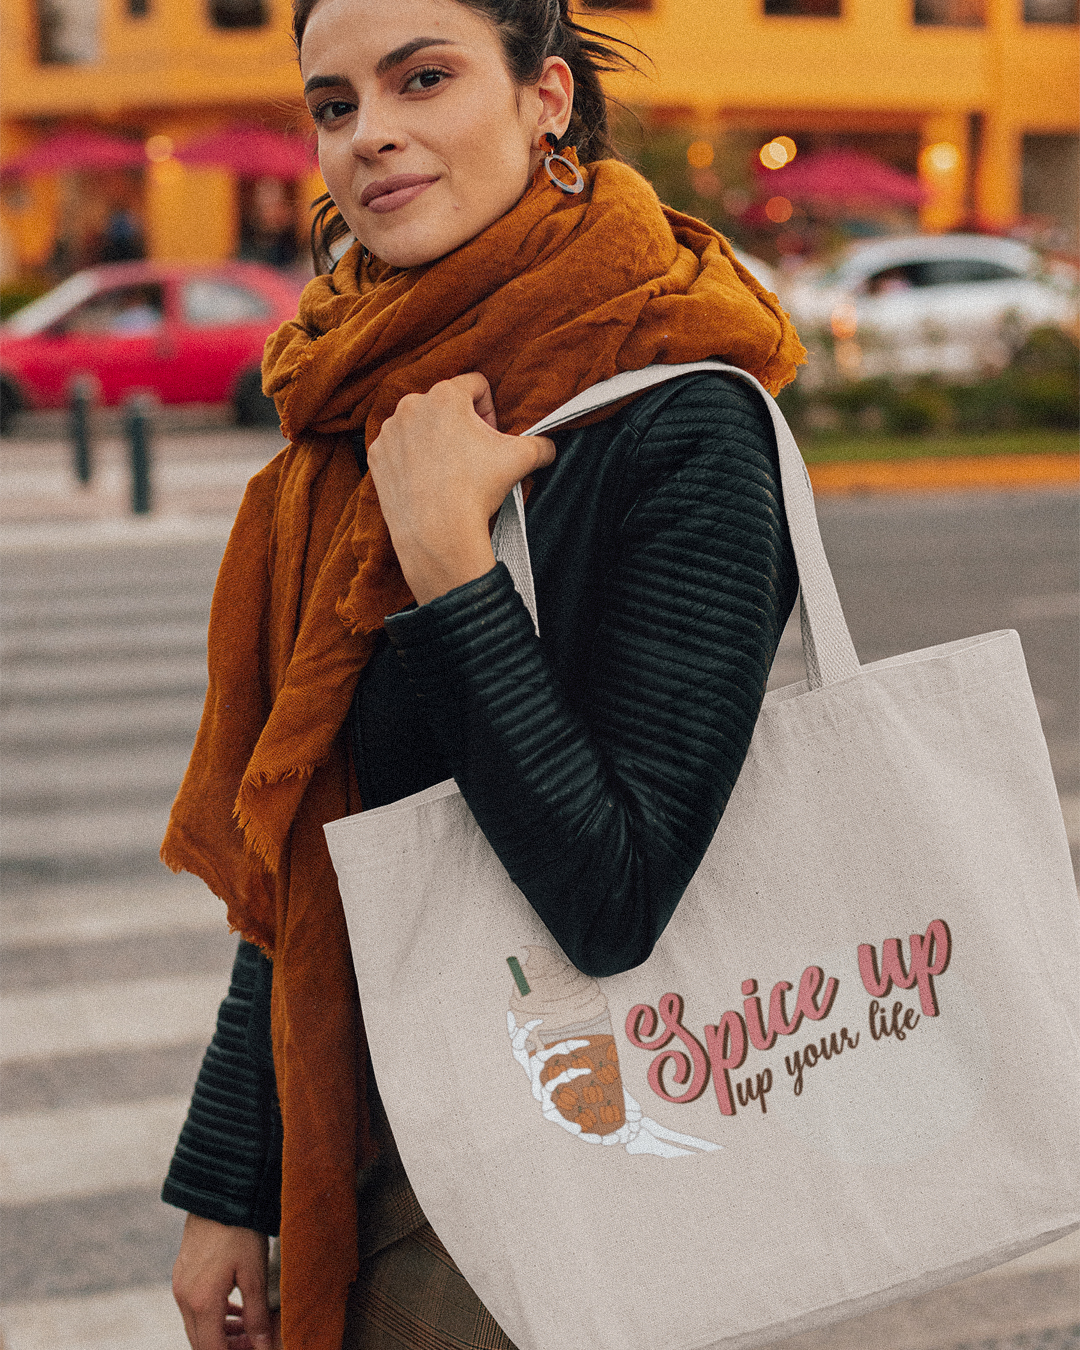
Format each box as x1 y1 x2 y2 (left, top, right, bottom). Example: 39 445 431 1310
361 174 438 214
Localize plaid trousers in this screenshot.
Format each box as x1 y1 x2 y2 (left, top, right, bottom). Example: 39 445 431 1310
343 1212 517 1350
340 1087 518 1350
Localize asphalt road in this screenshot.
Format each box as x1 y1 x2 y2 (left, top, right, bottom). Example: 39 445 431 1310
0 467 1077 1350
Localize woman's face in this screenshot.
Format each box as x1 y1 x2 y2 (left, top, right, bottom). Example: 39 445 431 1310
301 0 573 268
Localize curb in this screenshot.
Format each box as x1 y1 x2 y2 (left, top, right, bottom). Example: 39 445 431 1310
808 453 1079 496
1 455 1076 552
0 514 236 552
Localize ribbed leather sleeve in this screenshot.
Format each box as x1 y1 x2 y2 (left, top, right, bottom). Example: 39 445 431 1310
161 939 282 1235
384 374 797 977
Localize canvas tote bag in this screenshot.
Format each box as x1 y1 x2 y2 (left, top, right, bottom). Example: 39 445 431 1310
325 361 1079 1350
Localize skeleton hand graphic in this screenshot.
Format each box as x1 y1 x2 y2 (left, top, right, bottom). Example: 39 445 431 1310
508 1013 721 1158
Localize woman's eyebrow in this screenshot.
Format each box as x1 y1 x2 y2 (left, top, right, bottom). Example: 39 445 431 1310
303 39 457 95
303 74 348 95
375 36 456 75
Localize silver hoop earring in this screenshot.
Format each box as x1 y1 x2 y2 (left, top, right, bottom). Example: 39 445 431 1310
543 146 585 195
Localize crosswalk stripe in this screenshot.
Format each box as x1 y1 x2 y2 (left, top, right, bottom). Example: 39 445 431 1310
0 514 234 554
0 620 207 662
0 1097 190 1206
0 656 208 703
1 803 175 865
0 745 194 803
1 455 266 500
0 877 224 949
0 556 213 594
1 975 224 1063
0 1283 186 1350
1 592 211 625
0 695 204 749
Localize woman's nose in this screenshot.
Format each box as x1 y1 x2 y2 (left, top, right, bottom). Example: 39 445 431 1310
350 100 400 158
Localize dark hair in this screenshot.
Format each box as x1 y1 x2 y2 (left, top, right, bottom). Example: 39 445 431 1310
294 0 640 272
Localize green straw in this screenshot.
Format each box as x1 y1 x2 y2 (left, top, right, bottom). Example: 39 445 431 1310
507 955 530 997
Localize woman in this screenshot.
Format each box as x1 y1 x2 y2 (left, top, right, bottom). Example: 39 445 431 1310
161 0 805 1346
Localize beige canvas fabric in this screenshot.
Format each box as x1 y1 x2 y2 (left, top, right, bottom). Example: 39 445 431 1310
325 363 1079 1350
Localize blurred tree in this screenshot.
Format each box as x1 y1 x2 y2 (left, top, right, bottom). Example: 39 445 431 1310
620 117 761 252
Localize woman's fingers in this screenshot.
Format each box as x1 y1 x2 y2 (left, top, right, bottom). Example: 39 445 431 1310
369 375 557 605
177 1305 201 1350
372 380 554 515
177 1284 229 1350
527 434 557 471
173 1224 229 1350
450 371 497 428
234 1257 273 1350
172 1215 270 1350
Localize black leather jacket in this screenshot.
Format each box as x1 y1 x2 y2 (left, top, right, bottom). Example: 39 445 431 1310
163 371 798 1234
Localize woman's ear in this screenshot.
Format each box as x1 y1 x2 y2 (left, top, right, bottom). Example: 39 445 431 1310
534 56 574 143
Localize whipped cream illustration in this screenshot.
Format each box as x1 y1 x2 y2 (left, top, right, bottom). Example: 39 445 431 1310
508 945 610 1055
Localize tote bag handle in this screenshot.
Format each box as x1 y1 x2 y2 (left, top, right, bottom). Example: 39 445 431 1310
492 361 860 691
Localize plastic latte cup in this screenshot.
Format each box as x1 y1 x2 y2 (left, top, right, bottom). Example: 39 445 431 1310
509 946 627 1134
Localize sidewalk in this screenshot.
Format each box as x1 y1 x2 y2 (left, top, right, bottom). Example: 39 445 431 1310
808 451 1079 495
0 424 284 533
3 421 1076 541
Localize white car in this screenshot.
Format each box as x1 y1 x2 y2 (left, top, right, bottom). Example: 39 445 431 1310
782 234 1078 382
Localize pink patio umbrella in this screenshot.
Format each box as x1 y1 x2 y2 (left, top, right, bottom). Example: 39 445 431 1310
175 126 316 179
1 129 146 179
756 148 928 205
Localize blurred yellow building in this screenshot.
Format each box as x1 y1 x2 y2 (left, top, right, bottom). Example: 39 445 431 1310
594 0 1078 247
0 0 321 278
1 0 1077 280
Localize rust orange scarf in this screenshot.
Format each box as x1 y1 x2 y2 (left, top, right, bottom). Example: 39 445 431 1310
162 154 803 1350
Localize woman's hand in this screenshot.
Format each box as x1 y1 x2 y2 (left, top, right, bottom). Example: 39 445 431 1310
367 373 555 605
172 1213 277 1350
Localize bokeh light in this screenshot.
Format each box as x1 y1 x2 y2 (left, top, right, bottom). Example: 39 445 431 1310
834 338 863 379
764 195 794 223
686 140 715 169
830 302 858 341
722 187 751 216
690 168 722 198
920 140 961 175
145 135 174 162
759 136 797 169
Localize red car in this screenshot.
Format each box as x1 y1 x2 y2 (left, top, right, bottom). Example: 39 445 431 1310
0 260 305 434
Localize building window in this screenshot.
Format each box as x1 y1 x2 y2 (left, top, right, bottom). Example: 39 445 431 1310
913 0 985 23
1022 133 1079 250
36 0 99 62
764 0 841 13
1023 0 1077 19
209 0 268 28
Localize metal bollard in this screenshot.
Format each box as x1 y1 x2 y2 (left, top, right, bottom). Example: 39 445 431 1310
69 375 95 485
124 393 154 515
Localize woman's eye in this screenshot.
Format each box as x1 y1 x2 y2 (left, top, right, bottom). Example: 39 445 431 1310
404 67 446 93
312 99 354 125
